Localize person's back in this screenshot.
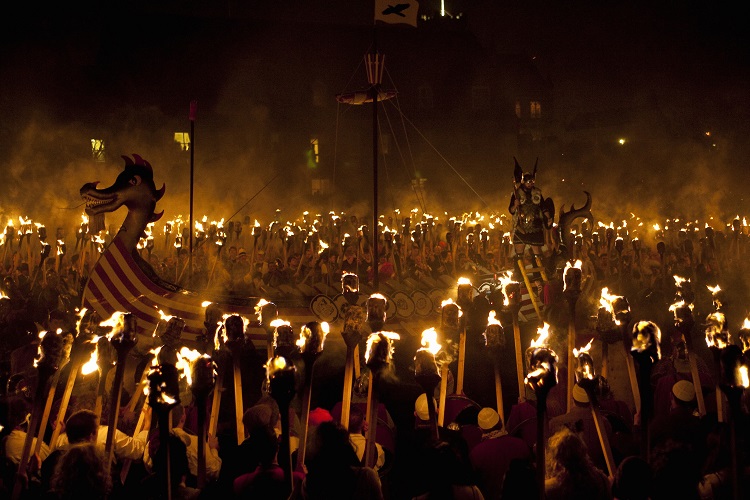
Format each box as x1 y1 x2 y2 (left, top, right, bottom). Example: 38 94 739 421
470 433 530 499
301 421 382 500
545 428 611 500
50 443 111 500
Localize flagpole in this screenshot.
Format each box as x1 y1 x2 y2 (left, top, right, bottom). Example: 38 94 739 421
189 101 197 284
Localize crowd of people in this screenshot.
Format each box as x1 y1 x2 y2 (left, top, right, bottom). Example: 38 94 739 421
0 196 749 499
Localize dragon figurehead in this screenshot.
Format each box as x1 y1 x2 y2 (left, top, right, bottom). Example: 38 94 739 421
80 154 165 251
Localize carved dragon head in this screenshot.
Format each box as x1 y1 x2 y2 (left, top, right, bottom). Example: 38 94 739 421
80 154 165 223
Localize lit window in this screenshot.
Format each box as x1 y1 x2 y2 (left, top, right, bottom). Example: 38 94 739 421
307 138 320 168
530 101 541 118
174 133 190 151
91 139 105 162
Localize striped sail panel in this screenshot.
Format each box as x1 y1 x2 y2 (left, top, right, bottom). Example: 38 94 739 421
519 285 539 320
83 238 257 346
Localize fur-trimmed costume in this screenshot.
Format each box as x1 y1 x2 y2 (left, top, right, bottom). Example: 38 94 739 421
509 186 546 246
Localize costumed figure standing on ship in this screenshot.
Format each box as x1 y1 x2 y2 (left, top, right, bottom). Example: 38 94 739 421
508 157 554 293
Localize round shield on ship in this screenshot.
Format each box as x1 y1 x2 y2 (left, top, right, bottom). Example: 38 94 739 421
333 293 349 317
310 294 339 323
428 289 446 314
411 289 433 317
392 291 415 319
384 294 398 320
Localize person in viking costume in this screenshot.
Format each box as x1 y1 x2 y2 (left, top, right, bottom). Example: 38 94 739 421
508 157 553 282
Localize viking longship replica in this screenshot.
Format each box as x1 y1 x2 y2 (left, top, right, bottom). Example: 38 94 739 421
80 154 258 346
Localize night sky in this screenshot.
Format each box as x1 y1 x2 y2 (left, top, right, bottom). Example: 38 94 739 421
1 1 749 228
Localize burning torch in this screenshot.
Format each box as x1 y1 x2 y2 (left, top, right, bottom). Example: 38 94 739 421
190 353 216 488
718 343 749 500
524 323 558 498
563 260 583 412
224 314 248 445
12 330 65 500
670 299 706 416
439 298 461 425
267 355 297 496
705 311 730 423
256 298 279 361
364 331 400 468
415 328 443 440
455 278 473 395
102 313 138 475
630 320 661 456
146 359 181 500
500 271 526 402
295 321 329 471
340 273 365 429
574 339 616 479
484 311 505 422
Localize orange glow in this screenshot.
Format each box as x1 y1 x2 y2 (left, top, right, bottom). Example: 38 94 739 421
419 327 442 356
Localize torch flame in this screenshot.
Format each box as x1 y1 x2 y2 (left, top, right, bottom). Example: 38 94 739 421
457 277 472 286
270 319 291 328
573 339 593 358
201 301 212 308
440 298 464 317
530 323 551 348
419 328 442 356
498 270 515 306
175 347 202 386
669 300 694 313
740 366 749 389
81 345 99 375
158 310 173 322
742 318 750 330
487 310 502 326
707 284 721 295
563 260 583 292
673 275 687 287
98 311 127 340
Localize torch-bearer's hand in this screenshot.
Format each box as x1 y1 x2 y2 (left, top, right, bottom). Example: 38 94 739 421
28 453 41 477
208 435 219 451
